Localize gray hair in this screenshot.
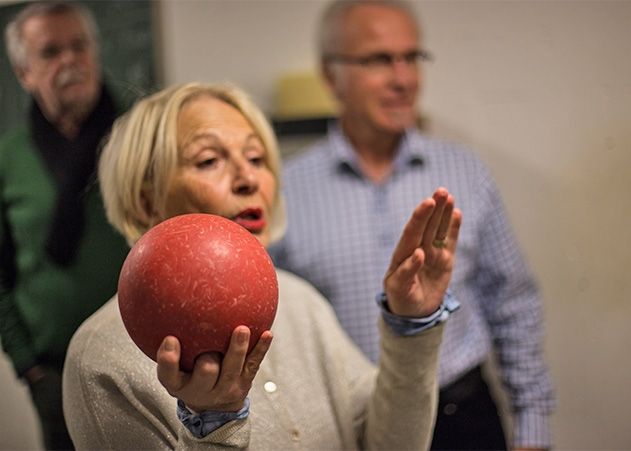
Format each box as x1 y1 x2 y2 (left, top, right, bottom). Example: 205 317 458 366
317 0 418 61
4 1 99 70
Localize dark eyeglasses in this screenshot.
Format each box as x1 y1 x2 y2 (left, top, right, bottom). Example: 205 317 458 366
324 50 433 70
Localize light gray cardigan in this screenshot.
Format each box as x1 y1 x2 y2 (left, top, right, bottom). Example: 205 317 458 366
63 269 443 450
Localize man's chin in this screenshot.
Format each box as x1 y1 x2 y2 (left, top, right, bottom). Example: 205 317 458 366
60 89 99 115
61 80 98 98
380 111 416 132
380 120 413 135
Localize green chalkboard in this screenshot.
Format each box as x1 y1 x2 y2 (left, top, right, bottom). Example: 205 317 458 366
0 0 158 136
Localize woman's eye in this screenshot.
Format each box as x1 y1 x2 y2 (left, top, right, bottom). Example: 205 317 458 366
197 157 218 168
249 156 265 167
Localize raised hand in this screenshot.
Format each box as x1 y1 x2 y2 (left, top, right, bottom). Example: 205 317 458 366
383 187 462 317
156 326 273 412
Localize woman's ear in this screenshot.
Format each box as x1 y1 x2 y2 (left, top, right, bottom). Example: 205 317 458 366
139 186 157 226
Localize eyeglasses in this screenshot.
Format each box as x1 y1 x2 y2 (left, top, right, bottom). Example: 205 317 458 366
324 50 433 70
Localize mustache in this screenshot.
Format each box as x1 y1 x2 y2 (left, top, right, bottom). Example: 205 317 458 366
56 67 87 88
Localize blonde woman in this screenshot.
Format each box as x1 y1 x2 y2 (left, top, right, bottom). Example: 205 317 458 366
63 82 461 450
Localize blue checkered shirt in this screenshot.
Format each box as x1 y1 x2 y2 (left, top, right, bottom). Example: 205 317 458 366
269 124 556 448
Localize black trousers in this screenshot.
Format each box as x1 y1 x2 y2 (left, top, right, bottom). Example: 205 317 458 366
28 364 74 450
430 366 507 451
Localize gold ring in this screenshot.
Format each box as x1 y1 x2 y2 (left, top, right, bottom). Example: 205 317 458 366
432 238 447 248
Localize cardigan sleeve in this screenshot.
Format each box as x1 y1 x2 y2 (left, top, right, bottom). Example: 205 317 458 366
297 280 444 450
362 320 443 450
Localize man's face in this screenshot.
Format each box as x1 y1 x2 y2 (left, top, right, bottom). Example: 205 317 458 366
17 11 100 121
325 4 421 137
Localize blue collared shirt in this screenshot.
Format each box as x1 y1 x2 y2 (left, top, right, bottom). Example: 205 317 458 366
269 124 556 448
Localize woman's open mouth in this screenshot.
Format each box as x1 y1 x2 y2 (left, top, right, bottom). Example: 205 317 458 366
232 208 266 233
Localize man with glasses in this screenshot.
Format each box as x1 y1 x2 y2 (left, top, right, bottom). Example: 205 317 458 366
270 1 555 449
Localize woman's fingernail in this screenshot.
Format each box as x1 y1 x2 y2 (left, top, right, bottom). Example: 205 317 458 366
163 338 175 351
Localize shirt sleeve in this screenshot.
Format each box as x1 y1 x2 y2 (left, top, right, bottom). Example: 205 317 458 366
176 398 250 438
377 291 460 336
0 204 38 376
474 174 556 448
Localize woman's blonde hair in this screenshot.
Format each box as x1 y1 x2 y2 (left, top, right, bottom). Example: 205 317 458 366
99 82 286 246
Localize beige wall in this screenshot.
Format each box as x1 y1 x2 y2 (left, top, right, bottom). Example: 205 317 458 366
2 1 630 449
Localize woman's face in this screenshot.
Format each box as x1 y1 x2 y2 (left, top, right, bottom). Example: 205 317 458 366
162 95 276 247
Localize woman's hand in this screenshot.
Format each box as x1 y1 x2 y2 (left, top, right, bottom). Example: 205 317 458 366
156 326 273 412
383 187 462 317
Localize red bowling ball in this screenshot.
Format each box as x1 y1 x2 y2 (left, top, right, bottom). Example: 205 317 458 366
117 213 278 372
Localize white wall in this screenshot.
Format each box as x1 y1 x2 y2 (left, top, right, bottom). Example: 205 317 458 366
2 1 629 449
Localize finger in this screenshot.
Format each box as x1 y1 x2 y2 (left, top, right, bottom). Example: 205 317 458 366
156 336 183 392
386 248 424 292
219 326 250 382
421 189 451 248
446 208 463 251
435 195 455 241
387 197 435 273
384 247 425 317
242 330 273 380
188 352 222 390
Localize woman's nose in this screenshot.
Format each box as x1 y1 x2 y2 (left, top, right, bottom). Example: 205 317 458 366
232 161 258 195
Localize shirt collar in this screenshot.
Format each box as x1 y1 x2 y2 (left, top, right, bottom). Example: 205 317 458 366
326 122 426 176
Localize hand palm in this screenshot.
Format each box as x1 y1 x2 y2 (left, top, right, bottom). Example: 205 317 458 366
384 188 461 317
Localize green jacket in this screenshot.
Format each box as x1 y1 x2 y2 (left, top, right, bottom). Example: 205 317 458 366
0 127 129 376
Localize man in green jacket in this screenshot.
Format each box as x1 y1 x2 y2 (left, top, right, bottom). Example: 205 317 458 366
0 2 128 449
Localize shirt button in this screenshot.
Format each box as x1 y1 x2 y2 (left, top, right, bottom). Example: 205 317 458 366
263 381 277 393
443 403 458 415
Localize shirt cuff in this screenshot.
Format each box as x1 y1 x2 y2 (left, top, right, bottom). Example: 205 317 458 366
177 398 250 438
377 291 460 336
512 409 553 449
